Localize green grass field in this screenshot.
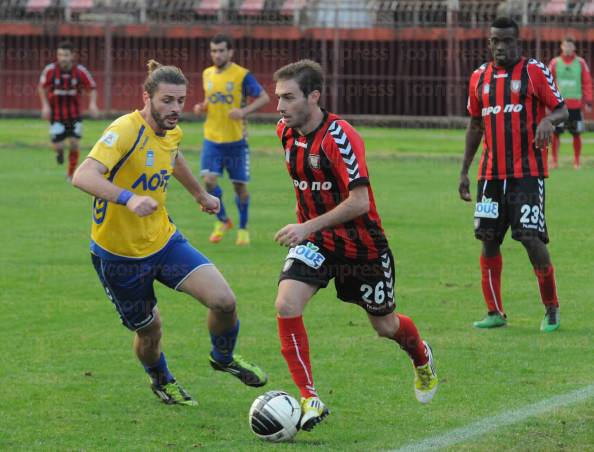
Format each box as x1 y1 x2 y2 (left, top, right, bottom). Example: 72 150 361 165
1 118 593 451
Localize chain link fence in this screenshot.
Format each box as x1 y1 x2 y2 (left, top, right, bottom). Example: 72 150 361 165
1 0 593 123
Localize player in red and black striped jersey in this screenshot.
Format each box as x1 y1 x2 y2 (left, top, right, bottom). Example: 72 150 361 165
38 41 98 180
459 18 568 332
272 60 438 431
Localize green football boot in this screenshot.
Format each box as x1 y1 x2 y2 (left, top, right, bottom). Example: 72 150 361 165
540 306 560 332
150 380 198 406
473 311 507 328
414 341 438 404
209 354 268 387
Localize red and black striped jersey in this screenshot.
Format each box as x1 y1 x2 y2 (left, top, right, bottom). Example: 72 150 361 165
276 110 388 261
467 57 565 180
39 62 96 123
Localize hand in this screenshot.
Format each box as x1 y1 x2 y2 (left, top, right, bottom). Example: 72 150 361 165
585 103 592 114
458 173 472 202
193 102 207 116
197 192 220 215
41 105 50 120
88 103 99 118
274 223 311 247
126 194 158 217
228 108 245 120
535 118 555 149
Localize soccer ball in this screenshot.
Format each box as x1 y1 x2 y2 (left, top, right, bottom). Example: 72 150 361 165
248 390 301 442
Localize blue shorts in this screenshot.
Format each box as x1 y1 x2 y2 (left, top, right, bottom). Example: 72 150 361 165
91 231 211 331
200 139 250 183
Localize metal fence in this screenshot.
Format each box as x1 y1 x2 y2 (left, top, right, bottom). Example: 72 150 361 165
1 0 593 119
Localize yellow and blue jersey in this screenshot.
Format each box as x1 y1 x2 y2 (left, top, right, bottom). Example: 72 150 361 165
88 110 181 259
202 62 263 143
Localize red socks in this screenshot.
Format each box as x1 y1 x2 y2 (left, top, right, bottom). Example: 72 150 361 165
68 149 80 178
394 314 428 367
480 254 504 315
573 134 581 168
277 316 317 398
534 265 559 308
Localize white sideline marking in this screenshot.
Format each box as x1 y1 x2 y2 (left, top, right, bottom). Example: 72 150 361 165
392 384 594 452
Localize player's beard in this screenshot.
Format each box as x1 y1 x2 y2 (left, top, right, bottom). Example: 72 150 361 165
290 106 310 131
215 57 230 69
150 100 178 131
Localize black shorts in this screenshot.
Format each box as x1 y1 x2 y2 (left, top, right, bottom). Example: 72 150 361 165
554 108 584 135
278 241 396 316
474 177 548 244
49 120 83 143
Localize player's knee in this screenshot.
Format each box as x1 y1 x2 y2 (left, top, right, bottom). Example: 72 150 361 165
209 290 237 313
275 295 302 317
203 176 217 192
233 182 248 198
137 316 162 344
520 237 540 251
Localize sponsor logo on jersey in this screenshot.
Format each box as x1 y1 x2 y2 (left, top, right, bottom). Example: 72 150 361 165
286 242 325 269
208 92 234 104
293 179 332 191
483 83 490 94
226 81 234 92
132 170 171 192
52 89 77 96
475 196 499 219
481 104 524 116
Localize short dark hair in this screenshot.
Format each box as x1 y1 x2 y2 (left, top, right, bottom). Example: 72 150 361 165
143 59 188 98
273 59 324 97
491 17 519 37
210 33 233 50
57 40 74 52
563 35 576 44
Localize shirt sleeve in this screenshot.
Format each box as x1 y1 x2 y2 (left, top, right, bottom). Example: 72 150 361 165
39 64 53 88
548 57 557 79
242 72 263 98
77 64 97 89
88 122 131 172
323 120 369 190
467 70 481 117
528 60 565 110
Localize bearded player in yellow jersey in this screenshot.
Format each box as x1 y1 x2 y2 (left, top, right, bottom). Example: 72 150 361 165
193 34 270 245
72 60 267 406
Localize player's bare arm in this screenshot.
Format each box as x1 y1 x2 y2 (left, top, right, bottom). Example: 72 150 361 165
172 151 220 214
37 83 50 120
274 185 369 247
229 90 270 120
459 116 484 202
193 99 208 116
72 157 158 217
534 105 569 149
88 89 99 118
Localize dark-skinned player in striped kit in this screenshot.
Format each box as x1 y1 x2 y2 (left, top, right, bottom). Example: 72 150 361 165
458 17 568 332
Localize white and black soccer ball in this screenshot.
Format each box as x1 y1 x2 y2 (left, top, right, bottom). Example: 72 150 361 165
248 390 301 442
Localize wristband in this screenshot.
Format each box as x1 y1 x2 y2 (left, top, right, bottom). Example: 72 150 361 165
116 190 133 206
